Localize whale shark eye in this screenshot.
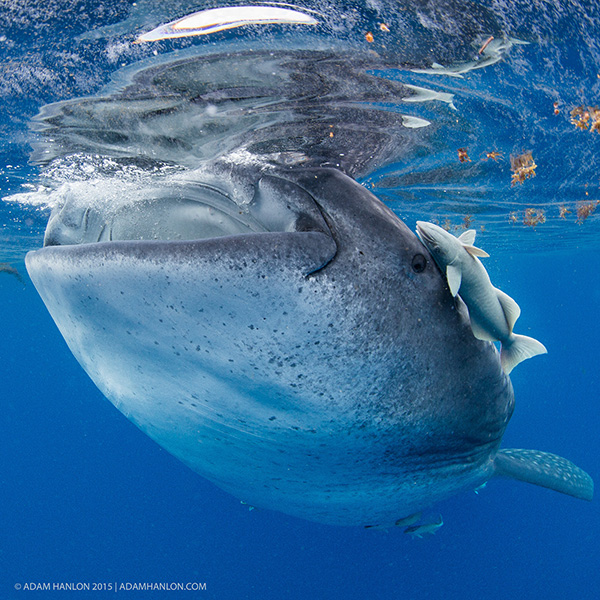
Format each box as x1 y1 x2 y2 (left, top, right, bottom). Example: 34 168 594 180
411 253 427 273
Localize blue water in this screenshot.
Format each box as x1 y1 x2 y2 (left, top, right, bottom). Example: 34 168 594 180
1 1 599 599
2 247 597 600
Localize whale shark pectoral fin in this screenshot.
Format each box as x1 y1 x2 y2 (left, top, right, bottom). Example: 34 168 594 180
446 264 462 296
494 287 521 331
500 333 547 374
493 448 594 501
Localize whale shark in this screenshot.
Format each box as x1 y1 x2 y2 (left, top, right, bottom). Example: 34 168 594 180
26 166 593 526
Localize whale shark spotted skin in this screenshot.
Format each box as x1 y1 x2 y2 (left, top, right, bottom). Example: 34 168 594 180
26 167 593 526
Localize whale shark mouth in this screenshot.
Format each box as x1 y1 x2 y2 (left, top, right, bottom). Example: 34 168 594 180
43 172 335 249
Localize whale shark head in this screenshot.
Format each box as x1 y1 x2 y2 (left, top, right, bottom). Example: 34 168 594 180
26 166 515 525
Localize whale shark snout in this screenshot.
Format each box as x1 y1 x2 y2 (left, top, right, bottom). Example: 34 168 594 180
26 167 592 525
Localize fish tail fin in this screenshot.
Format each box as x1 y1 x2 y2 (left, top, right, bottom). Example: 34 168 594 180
500 333 547 374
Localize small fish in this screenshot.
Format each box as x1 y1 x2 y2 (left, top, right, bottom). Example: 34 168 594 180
364 512 421 531
0 263 25 285
394 512 422 527
404 515 443 538
416 221 547 374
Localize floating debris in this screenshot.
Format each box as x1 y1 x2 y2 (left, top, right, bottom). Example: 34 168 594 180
571 106 590 129
523 208 546 227
365 32 374 43
509 209 547 226
591 110 600 132
559 205 571 219
482 151 503 161
571 107 585 128
570 105 600 132
457 147 471 163
510 151 537 185
379 23 390 32
576 200 600 224
478 35 494 54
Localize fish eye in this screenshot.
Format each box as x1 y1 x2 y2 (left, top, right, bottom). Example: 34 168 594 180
411 253 427 273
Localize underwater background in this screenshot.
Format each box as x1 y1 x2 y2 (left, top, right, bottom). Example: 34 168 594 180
1 1 599 598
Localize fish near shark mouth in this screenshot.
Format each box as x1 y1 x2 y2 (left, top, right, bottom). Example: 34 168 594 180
42 172 338 273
